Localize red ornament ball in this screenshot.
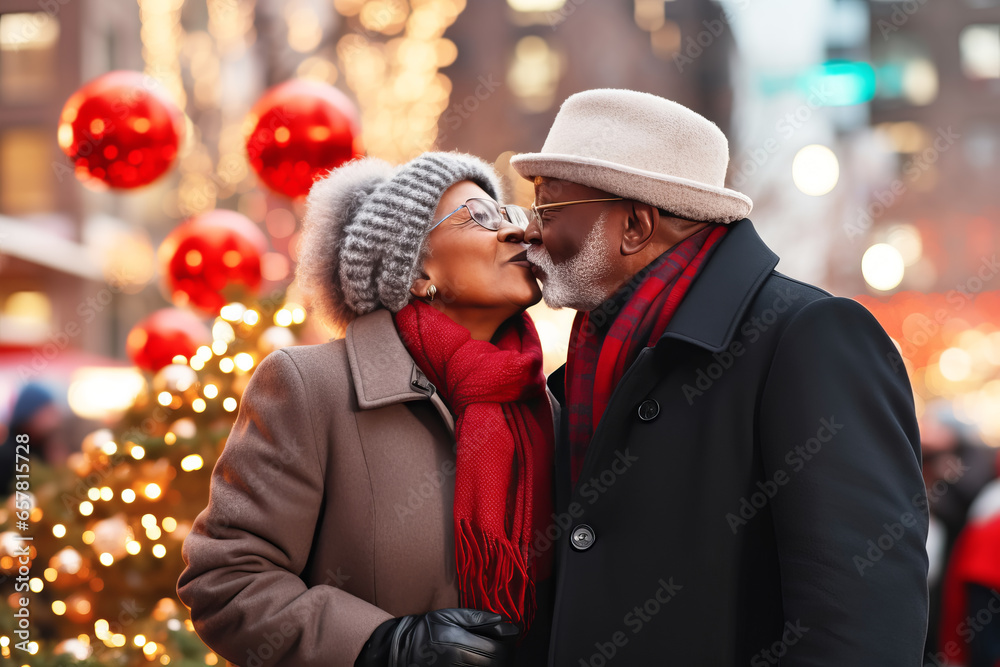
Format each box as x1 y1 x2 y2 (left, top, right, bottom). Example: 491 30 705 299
246 79 363 199
126 308 211 373
58 70 185 190
158 210 269 314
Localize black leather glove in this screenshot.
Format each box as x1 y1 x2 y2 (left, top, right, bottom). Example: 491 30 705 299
353 607 520 667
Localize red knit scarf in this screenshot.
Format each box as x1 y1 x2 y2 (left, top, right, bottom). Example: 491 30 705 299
566 224 728 486
393 299 555 634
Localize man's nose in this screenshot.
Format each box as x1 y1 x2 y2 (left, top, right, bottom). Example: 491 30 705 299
523 213 542 245
496 220 526 244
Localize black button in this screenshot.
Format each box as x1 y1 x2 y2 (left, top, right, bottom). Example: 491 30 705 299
637 399 660 421
570 524 596 551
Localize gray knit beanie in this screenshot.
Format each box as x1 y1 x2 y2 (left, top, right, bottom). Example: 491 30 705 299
296 151 505 333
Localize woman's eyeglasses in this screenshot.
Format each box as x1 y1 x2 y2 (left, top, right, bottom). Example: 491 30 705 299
430 197 533 232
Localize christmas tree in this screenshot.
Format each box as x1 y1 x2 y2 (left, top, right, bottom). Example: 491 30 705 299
0 285 307 665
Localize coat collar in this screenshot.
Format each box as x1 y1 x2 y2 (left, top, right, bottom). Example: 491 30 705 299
346 308 560 437
545 217 778 397
657 217 778 353
344 308 456 434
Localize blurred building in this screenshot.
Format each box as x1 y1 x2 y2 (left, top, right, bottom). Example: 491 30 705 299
839 0 1000 295
0 0 170 366
440 0 737 202
0 0 94 352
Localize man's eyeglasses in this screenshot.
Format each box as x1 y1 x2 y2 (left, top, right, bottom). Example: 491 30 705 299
530 197 625 228
430 197 533 232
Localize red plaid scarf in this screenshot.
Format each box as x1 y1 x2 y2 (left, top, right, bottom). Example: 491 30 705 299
394 299 555 634
565 224 728 486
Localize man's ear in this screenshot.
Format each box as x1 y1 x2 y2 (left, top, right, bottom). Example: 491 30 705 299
621 202 658 256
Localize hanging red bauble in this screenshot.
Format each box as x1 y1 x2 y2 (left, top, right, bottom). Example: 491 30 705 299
126 308 211 373
58 70 185 190
245 79 363 199
158 209 268 314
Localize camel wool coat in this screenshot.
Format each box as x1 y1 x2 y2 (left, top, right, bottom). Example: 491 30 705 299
176 308 557 667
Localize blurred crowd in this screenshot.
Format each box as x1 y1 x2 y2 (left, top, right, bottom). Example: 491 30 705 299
920 403 1000 665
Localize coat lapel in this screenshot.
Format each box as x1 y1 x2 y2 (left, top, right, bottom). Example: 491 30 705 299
552 218 779 495
344 309 456 434
658 217 779 352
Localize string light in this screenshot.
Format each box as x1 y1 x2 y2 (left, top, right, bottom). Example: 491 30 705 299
181 455 204 472
234 352 254 371
338 0 466 161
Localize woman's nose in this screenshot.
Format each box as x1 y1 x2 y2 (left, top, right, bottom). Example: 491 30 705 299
496 220 525 244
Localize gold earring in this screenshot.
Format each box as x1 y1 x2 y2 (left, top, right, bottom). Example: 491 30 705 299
427 284 437 302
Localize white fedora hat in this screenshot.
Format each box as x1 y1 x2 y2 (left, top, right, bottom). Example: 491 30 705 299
509 88 752 224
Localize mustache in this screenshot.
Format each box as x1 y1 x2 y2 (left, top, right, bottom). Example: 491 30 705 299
526 246 551 265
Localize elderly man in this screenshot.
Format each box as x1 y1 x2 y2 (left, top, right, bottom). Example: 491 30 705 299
509 89 929 665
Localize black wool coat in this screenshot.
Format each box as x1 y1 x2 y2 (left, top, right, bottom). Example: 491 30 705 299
542 217 929 666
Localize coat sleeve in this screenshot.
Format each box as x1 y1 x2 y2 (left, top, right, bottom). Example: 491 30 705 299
176 348 393 667
757 296 929 666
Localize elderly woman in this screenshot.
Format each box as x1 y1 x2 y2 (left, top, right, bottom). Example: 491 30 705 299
177 152 556 667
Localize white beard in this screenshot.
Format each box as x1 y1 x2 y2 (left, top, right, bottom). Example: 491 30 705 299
526 213 616 311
